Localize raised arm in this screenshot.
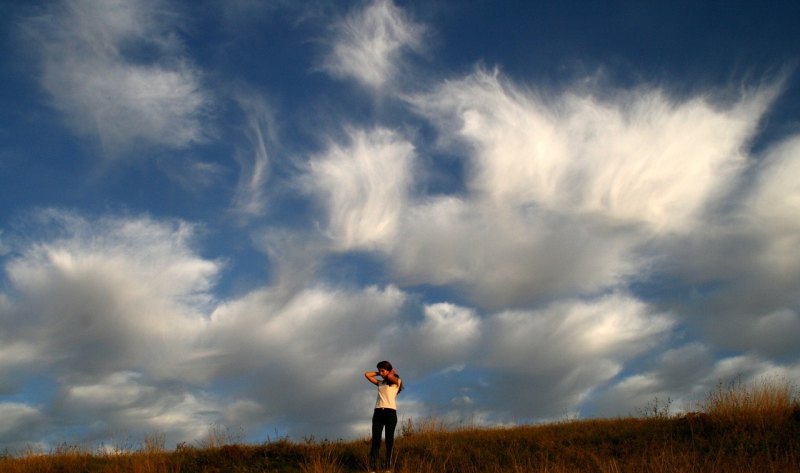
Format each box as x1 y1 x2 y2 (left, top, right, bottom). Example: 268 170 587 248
364 370 380 386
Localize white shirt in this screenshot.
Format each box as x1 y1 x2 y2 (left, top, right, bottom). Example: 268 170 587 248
375 379 401 409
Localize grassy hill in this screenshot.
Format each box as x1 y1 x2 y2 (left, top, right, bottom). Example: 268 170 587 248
2 378 798 472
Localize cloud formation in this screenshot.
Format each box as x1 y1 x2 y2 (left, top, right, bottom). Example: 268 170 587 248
22 0 212 153
323 0 425 90
413 70 774 233
476 293 673 420
2 211 217 379
231 92 275 219
305 127 415 251
301 69 779 309
0 211 224 445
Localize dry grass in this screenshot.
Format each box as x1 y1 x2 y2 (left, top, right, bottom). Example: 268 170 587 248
1 378 798 472
700 376 796 425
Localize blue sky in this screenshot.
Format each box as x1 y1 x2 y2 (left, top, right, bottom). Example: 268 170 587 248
1 0 799 451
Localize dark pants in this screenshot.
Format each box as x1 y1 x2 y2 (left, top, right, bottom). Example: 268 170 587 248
370 408 397 470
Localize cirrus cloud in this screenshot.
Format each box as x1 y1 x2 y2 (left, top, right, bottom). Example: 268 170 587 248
20 0 213 154
322 0 426 90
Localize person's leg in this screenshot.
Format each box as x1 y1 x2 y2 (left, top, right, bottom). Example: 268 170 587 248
383 410 398 470
370 410 384 471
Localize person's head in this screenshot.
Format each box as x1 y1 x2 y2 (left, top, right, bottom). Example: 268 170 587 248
377 360 403 392
376 360 393 374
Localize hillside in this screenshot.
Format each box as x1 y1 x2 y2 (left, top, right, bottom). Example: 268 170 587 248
2 380 799 472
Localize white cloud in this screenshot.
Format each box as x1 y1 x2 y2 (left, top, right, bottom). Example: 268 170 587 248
390 196 640 308
401 302 481 369
588 343 714 415
66 371 155 408
231 93 275 219
383 293 674 423
414 69 775 233
254 229 329 293
750 309 800 357
482 293 671 374
590 346 800 417
0 340 40 387
61 377 232 445
0 403 46 449
21 0 212 153
305 127 415 251
323 0 425 90
0 211 246 447
2 210 219 381
641 131 800 358
705 355 800 385
353 69 782 310
744 136 800 279
0 403 44 435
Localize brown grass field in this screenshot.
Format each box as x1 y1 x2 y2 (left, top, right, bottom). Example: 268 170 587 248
2 378 798 472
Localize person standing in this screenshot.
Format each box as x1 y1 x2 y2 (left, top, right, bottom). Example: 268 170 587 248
365 360 403 472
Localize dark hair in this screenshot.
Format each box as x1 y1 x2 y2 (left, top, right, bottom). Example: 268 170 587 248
377 360 404 393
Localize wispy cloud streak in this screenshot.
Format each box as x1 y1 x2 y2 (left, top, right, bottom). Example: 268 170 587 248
323 0 425 90
232 94 274 219
305 127 415 251
21 0 212 154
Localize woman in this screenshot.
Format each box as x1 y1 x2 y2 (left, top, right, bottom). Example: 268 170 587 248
364 360 403 472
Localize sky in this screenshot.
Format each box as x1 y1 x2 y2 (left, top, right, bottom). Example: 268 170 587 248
1 0 800 452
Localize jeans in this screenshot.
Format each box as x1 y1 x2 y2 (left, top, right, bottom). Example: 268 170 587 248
370 408 397 470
